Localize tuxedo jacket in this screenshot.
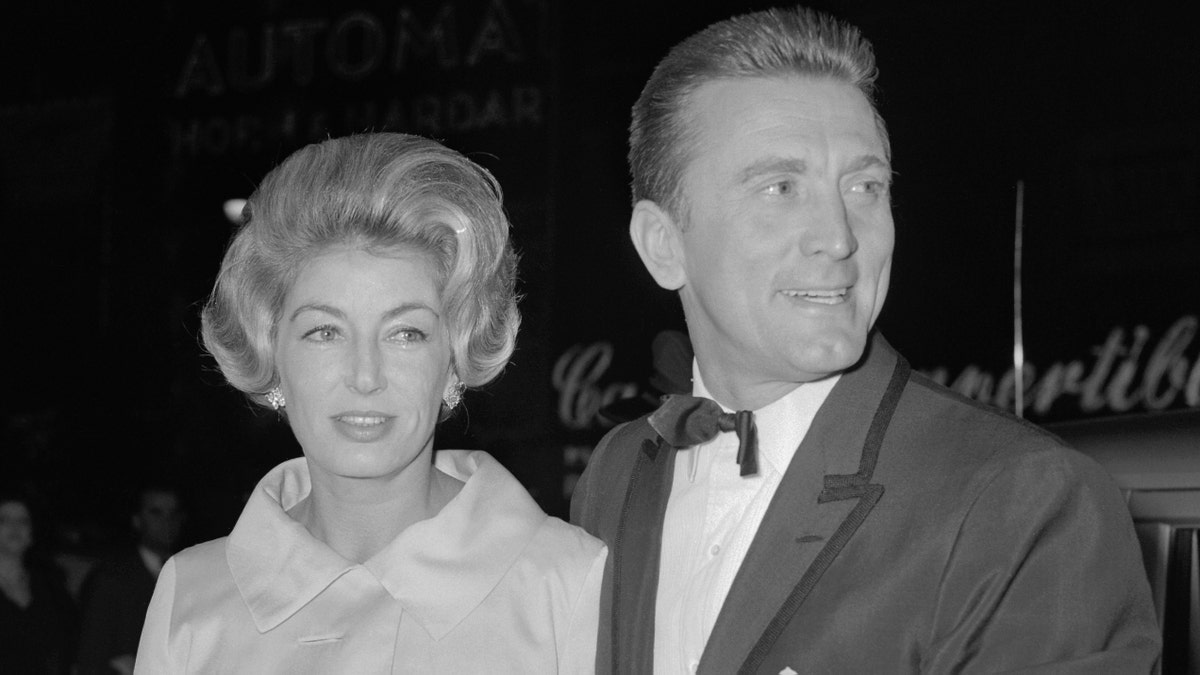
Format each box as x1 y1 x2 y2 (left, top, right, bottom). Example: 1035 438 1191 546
571 333 1160 674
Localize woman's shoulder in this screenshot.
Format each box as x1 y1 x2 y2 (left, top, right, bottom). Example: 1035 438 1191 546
157 537 247 623
530 514 606 565
165 537 232 586
437 449 606 577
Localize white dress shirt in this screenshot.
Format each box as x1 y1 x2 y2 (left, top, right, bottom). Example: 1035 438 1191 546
136 546 164 578
135 451 606 674
654 364 838 674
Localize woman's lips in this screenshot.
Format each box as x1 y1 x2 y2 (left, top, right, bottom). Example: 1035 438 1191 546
331 413 395 442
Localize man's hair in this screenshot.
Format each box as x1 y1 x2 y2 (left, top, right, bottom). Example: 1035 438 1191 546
629 5 887 220
135 483 181 512
201 133 520 410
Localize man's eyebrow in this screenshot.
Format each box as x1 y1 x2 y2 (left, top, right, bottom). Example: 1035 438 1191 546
289 303 344 322
735 157 807 185
846 154 891 175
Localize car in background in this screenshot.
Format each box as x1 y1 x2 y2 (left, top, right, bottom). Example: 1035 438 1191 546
1051 409 1200 675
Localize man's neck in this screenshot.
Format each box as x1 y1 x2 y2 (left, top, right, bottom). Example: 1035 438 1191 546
693 362 806 412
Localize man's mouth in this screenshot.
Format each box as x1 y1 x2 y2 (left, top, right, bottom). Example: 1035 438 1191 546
780 288 850 305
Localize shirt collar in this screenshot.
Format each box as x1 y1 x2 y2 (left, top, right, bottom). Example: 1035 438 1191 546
137 545 164 577
693 360 840 475
226 451 546 638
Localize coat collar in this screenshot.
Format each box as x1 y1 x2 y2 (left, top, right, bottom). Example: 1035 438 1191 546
226 451 546 639
605 332 910 674
700 332 910 674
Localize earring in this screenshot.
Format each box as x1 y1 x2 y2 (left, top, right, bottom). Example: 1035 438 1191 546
265 387 286 410
443 381 465 410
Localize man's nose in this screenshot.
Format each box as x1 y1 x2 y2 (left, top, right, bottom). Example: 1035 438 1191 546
346 338 387 395
799 190 857 259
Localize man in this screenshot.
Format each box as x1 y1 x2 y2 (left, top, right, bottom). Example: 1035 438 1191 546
78 485 184 675
570 7 1160 673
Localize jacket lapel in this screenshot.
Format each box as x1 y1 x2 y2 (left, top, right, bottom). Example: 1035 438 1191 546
699 334 910 675
609 434 677 674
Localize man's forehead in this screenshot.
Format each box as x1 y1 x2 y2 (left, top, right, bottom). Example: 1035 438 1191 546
681 75 887 174
687 74 872 116
142 491 179 510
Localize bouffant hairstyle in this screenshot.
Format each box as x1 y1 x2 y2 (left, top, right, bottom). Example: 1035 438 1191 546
201 133 520 409
629 5 887 221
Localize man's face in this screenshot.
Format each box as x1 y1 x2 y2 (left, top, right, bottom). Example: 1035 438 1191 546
134 491 183 554
668 76 893 408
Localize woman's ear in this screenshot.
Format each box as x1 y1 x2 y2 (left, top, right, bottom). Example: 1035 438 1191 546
629 199 688 291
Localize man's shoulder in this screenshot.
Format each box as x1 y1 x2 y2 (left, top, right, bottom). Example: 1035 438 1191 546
890 369 1109 489
570 416 658 533
589 416 658 471
86 546 152 585
902 369 1075 444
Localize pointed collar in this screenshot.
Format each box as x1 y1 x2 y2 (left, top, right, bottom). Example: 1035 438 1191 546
691 361 840 475
226 451 546 638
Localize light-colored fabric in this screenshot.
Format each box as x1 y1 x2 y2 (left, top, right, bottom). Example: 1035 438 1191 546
134 450 606 674
653 365 838 674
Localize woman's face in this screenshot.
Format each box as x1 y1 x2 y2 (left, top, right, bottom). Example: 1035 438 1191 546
0 500 33 558
274 246 455 482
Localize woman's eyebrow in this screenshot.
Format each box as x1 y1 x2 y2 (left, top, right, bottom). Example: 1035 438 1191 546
382 302 440 321
289 303 344 322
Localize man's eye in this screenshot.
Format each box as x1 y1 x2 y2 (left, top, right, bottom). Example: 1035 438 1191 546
850 180 888 195
764 181 793 196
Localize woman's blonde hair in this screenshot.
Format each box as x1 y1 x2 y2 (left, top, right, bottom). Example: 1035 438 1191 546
201 133 520 408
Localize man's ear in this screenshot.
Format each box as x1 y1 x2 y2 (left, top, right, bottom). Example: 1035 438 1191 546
629 199 687 291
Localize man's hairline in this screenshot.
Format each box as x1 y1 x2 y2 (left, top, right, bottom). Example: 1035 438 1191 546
658 71 888 231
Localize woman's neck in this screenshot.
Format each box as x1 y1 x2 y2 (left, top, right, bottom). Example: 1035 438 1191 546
291 459 464 564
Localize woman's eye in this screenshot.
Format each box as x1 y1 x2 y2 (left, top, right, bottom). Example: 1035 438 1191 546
302 325 340 342
389 328 428 345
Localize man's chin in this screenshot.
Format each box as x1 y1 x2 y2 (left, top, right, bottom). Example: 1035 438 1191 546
787 334 869 380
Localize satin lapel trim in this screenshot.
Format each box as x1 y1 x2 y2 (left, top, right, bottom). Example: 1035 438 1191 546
698 335 910 675
611 435 676 674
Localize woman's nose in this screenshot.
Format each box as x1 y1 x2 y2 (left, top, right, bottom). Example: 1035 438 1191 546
346 339 387 395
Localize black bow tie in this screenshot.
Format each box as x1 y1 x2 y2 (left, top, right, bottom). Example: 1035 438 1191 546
647 395 759 477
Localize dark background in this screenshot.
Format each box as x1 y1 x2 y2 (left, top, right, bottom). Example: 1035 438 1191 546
2 0 1197 550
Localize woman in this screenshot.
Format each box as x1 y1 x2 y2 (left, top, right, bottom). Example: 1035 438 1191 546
135 134 606 673
0 492 77 674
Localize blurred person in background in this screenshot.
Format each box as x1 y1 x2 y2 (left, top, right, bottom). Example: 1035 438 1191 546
78 485 184 675
0 490 77 674
135 133 605 673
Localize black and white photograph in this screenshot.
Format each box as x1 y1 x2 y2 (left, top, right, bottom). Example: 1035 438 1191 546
1 1 1196 672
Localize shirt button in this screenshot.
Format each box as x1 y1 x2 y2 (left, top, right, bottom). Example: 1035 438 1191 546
709 544 721 556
